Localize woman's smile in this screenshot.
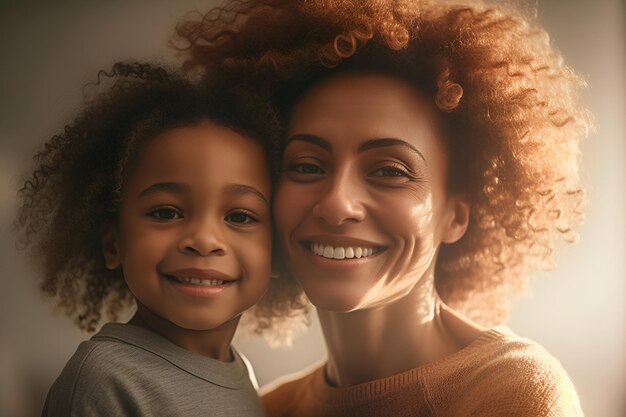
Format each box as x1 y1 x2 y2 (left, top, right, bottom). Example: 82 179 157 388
297 235 388 270
300 235 387 260
308 243 381 260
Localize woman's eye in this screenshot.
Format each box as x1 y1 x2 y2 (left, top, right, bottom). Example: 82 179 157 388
148 207 182 220
286 163 325 175
226 211 257 224
370 166 410 177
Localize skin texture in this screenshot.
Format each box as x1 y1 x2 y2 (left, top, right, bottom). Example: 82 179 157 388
103 121 272 360
273 73 479 386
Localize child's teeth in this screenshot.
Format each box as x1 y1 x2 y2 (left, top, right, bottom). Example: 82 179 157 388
177 277 226 286
311 243 375 260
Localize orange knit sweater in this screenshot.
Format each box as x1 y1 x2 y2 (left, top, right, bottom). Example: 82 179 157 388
261 329 583 417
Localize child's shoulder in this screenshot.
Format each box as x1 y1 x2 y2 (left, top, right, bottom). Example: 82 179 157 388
43 323 265 417
42 324 156 416
63 326 148 380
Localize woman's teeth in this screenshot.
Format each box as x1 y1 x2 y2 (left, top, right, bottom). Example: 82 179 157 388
174 277 226 286
310 242 374 259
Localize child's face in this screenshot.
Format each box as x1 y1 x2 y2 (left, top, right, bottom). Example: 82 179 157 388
104 121 271 331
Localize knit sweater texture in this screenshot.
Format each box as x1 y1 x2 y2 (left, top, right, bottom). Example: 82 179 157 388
262 328 583 417
42 323 264 417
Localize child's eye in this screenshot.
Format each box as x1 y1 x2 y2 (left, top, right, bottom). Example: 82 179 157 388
225 211 257 225
148 207 183 220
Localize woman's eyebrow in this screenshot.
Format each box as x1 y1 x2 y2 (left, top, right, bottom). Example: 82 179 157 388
284 134 331 151
357 138 426 161
138 182 187 199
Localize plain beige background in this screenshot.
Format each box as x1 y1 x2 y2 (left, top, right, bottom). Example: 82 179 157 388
0 1 624 416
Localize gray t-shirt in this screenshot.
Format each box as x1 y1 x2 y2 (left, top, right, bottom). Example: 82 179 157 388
42 323 265 417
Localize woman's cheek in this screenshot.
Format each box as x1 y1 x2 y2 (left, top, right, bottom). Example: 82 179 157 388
389 194 437 267
383 192 434 234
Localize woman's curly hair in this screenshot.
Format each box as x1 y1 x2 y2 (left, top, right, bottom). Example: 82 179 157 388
15 62 291 335
175 0 591 330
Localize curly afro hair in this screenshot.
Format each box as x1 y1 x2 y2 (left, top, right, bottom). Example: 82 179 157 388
174 0 591 328
15 62 303 336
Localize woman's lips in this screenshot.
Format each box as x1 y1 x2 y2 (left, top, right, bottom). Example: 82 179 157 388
298 235 387 260
308 242 383 259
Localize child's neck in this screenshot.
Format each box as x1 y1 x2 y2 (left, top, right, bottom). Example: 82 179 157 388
129 304 238 362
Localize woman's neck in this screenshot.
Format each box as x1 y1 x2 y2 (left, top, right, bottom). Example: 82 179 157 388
129 304 238 362
318 274 482 387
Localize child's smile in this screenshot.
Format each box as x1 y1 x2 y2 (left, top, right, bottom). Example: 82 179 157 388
162 267 237 297
103 121 272 337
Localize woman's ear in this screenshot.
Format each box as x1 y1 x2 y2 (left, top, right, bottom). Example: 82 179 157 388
102 227 121 270
441 194 470 244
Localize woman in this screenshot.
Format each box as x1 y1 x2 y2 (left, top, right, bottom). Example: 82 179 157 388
176 0 590 415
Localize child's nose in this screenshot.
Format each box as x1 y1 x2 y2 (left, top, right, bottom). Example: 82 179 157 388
177 219 227 256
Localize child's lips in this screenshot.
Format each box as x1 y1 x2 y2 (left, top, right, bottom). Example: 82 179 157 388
161 268 237 297
165 268 236 283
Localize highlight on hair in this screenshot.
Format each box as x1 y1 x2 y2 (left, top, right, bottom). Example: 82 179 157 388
15 62 301 337
175 0 591 330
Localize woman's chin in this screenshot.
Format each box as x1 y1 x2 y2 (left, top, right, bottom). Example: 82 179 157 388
304 287 369 313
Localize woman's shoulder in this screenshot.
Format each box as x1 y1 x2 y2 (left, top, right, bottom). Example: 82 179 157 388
460 325 576 381
260 360 325 417
426 326 584 416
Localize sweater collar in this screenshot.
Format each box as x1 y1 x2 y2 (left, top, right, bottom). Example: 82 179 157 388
93 322 249 389
310 328 504 405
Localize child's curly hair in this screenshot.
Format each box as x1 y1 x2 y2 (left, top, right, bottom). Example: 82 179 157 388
15 62 302 336
175 0 591 328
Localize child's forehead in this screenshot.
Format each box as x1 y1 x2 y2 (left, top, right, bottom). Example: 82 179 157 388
125 121 271 195
137 121 265 163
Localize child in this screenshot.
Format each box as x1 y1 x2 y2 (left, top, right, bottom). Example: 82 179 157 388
16 62 279 416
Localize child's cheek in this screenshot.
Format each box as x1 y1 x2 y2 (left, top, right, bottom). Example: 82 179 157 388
118 218 169 268
238 226 272 285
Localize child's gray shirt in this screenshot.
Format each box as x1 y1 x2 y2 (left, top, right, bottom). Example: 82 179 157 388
41 322 264 416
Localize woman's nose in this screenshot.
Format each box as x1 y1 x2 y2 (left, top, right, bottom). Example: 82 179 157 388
312 170 366 226
177 218 227 256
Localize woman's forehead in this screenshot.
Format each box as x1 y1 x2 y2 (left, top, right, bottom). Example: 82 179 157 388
288 73 443 153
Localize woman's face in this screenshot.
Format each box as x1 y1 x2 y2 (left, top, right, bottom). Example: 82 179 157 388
274 73 468 312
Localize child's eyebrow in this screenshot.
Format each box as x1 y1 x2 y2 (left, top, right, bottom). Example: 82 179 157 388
137 182 268 204
228 183 268 204
138 182 186 199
